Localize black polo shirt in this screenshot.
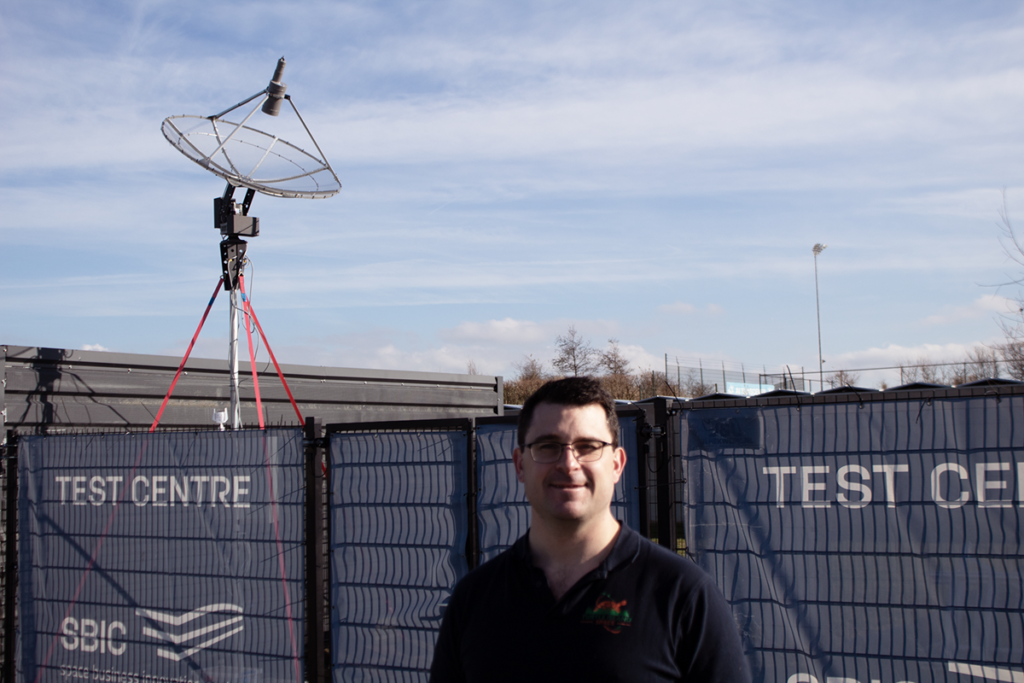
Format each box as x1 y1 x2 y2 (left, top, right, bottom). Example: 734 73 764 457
429 524 751 682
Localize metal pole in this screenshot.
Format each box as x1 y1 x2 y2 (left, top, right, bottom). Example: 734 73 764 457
653 398 675 551
813 244 827 390
229 288 241 429
304 418 326 683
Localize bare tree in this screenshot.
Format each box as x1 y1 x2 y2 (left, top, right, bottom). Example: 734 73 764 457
597 339 638 400
514 355 546 380
898 346 1002 386
632 369 680 400
503 355 550 405
552 325 598 377
600 374 640 401
919 362 945 384
679 368 716 399
896 359 920 385
965 346 1000 382
599 339 631 376
1000 341 1024 380
827 369 860 388
996 190 1024 342
898 357 945 384
940 346 1001 385
466 359 479 375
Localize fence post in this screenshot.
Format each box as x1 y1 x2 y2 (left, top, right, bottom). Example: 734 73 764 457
653 398 676 551
466 420 479 570
634 410 651 539
2 432 17 683
303 418 327 683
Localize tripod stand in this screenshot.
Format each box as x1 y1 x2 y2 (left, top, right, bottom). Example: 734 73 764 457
150 184 303 431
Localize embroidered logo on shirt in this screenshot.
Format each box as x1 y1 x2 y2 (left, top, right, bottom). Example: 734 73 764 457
581 592 632 634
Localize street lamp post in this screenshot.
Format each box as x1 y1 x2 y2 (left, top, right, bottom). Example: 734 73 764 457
813 243 827 391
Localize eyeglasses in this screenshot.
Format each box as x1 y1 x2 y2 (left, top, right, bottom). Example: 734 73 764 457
524 440 614 464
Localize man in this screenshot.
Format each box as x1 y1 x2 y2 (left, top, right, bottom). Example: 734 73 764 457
429 377 751 682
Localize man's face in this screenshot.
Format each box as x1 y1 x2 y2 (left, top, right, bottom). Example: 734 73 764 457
513 402 626 526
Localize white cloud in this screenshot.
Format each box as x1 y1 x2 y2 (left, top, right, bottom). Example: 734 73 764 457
318 66 1024 174
287 341 521 377
830 342 985 368
920 294 1017 325
7 1 1024 193
82 344 111 352
613 343 663 372
440 318 550 344
660 302 696 314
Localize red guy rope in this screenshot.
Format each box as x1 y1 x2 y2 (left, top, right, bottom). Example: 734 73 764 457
242 293 305 425
150 279 223 432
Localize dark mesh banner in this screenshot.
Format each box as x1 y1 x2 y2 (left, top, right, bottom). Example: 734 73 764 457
475 416 642 562
17 430 306 683
475 423 528 563
617 415 642 530
680 396 1024 683
329 430 469 683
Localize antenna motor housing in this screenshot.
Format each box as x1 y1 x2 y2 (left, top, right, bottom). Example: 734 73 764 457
214 196 259 237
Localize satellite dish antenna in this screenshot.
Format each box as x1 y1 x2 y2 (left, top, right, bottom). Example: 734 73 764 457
162 57 340 198
160 58 340 430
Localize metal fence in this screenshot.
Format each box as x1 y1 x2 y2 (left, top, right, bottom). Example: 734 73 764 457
329 422 470 681
678 386 1024 683
13 429 308 683
4 381 1023 683
325 411 647 682
1 452 14 683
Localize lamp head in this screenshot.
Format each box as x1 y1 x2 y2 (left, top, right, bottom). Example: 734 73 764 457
261 57 288 116
812 243 827 255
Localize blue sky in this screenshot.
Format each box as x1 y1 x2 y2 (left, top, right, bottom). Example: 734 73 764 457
3 0 1023 386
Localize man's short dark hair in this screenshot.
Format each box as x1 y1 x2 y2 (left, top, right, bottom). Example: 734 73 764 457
517 376 619 448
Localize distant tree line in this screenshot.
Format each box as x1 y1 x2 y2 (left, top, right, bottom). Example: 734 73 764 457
889 344 1024 388
812 343 1023 392
500 334 1024 405
501 325 717 404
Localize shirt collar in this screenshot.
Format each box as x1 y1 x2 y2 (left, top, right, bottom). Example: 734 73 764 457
514 521 642 576
600 522 641 575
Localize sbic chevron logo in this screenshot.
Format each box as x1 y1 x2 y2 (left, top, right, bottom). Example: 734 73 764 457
135 603 244 661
